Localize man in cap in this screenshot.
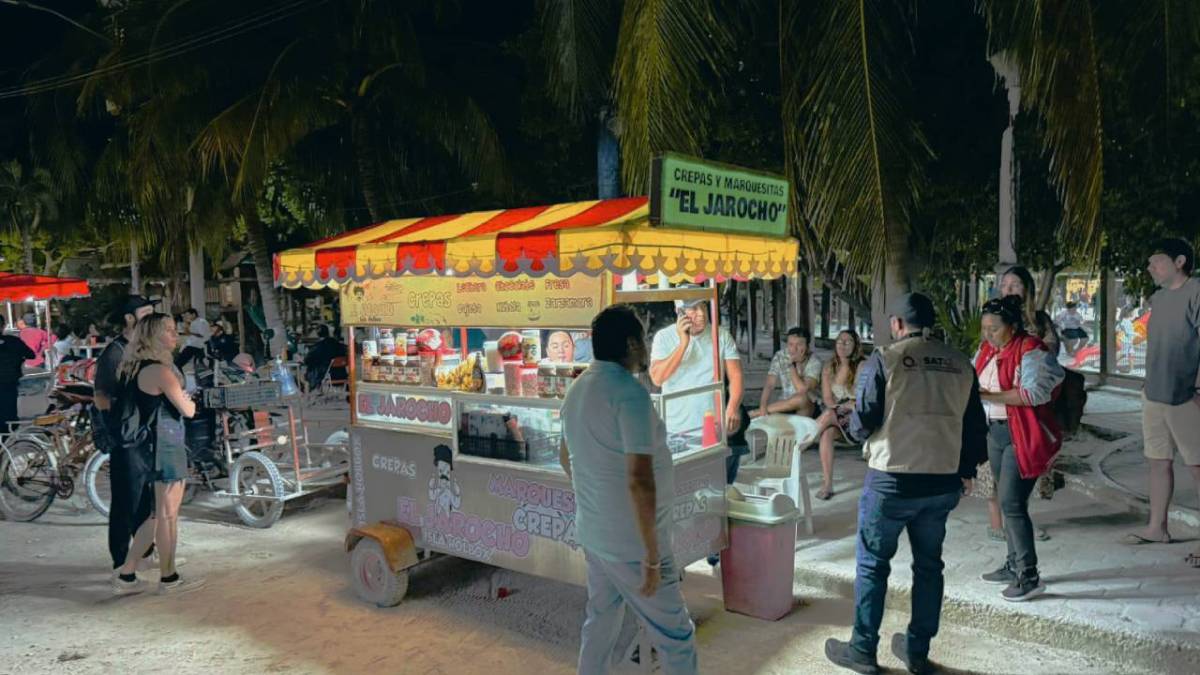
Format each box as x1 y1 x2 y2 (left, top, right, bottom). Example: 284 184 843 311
649 288 745 483
820 293 987 675
94 295 157 574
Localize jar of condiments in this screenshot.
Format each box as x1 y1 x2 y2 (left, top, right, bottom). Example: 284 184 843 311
537 363 556 398
404 358 421 385
406 329 419 357
378 329 395 356
555 364 574 398
520 330 541 365
520 365 539 398
503 361 522 396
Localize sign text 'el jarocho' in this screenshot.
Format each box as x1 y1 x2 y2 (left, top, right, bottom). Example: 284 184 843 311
649 153 789 238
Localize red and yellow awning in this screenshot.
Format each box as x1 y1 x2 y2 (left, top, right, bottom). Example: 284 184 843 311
275 197 798 288
0 272 90 302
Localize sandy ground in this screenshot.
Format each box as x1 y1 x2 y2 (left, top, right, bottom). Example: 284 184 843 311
0 492 1149 675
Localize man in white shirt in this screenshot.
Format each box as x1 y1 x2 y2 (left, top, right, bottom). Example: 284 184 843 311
649 293 744 447
560 305 697 675
175 308 210 370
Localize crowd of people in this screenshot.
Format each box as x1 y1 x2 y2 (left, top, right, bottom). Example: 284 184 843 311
558 238 1200 675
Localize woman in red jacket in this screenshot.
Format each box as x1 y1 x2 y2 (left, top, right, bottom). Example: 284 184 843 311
974 296 1065 602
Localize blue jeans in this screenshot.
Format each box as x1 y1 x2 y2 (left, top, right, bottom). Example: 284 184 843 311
578 550 697 675
850 486 960 659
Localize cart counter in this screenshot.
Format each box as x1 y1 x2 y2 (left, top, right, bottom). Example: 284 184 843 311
348 382 729 586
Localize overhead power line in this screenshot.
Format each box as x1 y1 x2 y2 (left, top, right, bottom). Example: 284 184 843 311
0 0 328 100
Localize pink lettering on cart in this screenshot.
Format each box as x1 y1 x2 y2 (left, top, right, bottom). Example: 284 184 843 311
357 392 453 427
488 474 579 549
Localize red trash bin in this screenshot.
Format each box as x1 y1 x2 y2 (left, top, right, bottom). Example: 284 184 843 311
720 492 798 621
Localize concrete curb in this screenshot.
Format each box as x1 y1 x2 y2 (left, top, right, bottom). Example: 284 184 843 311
791 561 1200 674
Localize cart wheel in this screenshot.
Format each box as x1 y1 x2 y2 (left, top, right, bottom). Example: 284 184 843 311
350 538 409 607
83 451 111 517
230 451 285 528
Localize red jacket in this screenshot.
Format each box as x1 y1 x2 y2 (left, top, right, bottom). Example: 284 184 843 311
975 334 1063 479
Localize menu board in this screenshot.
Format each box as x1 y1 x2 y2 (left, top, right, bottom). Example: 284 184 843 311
340 274 606 328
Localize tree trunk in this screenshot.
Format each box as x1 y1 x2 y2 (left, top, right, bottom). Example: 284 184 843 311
351 115 386 223
129 240 141 294
188 241 206 314
244 211 288 358
21 204 40 274
871 239 914 346
597 107 621 199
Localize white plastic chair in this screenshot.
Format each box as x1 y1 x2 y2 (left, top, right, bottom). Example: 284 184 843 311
737 414 818 535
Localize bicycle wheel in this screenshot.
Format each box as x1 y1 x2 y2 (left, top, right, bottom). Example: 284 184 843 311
83 450 112 517
0 437 58 522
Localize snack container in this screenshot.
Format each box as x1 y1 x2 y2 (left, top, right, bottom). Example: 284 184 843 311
537 363 556 398
483 341 503 372
503 361 522 396
378 329 395 356
520 366 539 398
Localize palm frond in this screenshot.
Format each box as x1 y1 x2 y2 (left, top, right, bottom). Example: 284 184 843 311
611 0 737 193
782 0 931 280
537 0 619 120
979 0 1105 263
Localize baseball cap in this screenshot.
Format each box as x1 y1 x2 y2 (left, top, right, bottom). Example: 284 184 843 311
673 284 707 310
888 292 936 328
121 295 154 316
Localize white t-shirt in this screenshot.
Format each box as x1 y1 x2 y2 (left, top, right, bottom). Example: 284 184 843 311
562 360 673 562
185 318 210 350
651 324 739 435
979 356 1007 420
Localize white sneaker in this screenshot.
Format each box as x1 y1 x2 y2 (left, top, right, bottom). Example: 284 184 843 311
111 573 146 596
137 554 188 571
157 576 206 595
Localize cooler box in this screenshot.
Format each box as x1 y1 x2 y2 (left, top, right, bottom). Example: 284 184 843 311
720 490 798 621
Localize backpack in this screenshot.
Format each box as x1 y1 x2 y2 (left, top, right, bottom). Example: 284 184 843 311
1054 368 1088 436
114 374 157 452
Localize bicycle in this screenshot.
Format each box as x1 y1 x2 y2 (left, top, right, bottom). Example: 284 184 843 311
0 406 98 522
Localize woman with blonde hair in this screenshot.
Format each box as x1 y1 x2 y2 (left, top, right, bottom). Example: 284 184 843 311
111 313 204 595
815 330 864 500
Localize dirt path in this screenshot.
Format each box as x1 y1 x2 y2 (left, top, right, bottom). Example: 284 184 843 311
0 496 1148 675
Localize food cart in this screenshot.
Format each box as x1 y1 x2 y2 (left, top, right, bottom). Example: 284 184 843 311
274 155 797 607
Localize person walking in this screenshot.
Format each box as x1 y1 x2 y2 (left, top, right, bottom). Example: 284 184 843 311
560 305 697 675
1054 302 1088 355
751 326 822 419
94 295 156 573
0 315 36 433
974 296 1065 601
1124 239 1200 570
820 293 987 675
814 330 866 500
112 313 204 595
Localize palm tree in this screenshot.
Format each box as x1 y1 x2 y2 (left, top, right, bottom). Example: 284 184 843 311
0 159 59 274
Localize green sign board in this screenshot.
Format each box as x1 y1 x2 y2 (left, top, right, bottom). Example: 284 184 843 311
649 153 790 238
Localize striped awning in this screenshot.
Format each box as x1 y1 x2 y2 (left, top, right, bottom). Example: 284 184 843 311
0 272 90 302
275 197 798 288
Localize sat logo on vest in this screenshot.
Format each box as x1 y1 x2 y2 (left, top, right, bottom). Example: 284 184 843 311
901 354 960 373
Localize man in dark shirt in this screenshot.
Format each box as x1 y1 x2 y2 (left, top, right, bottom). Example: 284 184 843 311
0 314 37 433
820 293 987 675
303 325 347 392
95 295 155 572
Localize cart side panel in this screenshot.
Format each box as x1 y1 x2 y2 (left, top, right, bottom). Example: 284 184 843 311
351 426 587 586
670 449 729 566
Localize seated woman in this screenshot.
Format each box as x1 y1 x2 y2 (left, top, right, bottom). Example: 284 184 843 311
751 327 822 419
815 330 864 500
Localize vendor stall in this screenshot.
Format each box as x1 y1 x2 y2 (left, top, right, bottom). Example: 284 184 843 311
275 154 798 606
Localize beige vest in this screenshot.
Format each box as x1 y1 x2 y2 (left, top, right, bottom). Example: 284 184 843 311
863 334 975 475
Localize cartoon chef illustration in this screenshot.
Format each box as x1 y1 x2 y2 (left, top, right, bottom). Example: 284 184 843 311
429 444 461 517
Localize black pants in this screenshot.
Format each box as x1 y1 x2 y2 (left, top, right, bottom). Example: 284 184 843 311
988 422 1039 578
0 384 16 433
107 444 156 569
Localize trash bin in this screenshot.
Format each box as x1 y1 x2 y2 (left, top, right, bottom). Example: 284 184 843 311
720 490 798 620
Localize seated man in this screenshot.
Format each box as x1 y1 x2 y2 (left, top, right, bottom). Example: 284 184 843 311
303 324 348 391
752 327 822 419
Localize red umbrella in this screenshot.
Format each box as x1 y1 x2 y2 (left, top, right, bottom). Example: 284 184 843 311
0 272 90 302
